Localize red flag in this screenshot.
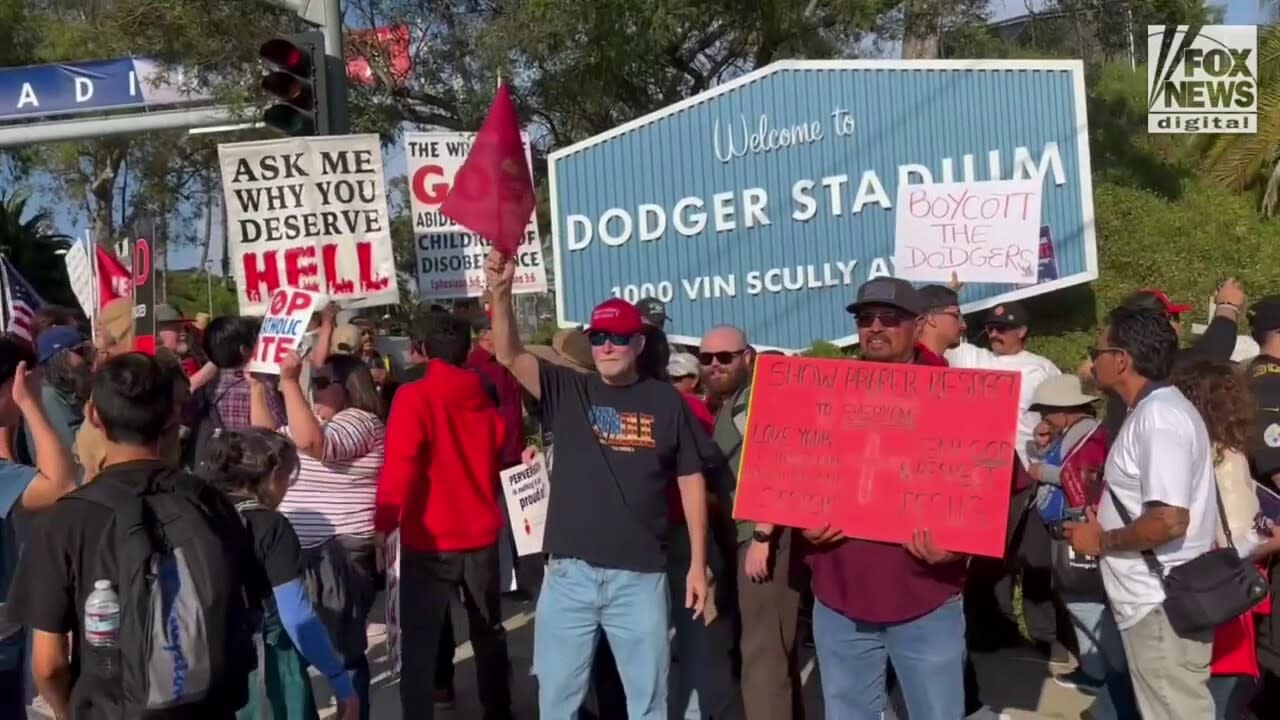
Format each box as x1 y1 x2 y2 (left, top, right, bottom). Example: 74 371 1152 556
440 82 535 257
96 246 132 308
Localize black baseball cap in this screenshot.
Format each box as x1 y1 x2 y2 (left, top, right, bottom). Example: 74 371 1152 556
636 297 669 326
1249 295 1280 334
918 285 960 312
846 277 924 316
984 301 1029 328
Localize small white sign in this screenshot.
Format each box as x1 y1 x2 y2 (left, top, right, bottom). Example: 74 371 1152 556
246 287 326 374
1148 25 1258 134
500 461 549 556
893 178 1042 284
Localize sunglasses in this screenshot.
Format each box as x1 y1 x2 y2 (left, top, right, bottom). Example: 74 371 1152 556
311 376 336 390
1087 346 1124 362
699 350 746 366
587 331 635 347
856 312 909 329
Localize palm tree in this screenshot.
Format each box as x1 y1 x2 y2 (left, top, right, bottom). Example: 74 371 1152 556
0 190 77 307
1200 22 1280 215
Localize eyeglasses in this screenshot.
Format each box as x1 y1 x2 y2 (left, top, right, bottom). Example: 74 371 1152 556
1087 346 1124 361
932 310 963 321
985 324 1016 334
699 350 746 366
587 331 635 347
855 312 908 329
311 376 335 390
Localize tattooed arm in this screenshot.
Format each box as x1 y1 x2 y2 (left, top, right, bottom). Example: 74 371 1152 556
1100 502 1190 554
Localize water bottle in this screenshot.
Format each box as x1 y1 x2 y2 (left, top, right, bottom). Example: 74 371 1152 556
84 579 120 679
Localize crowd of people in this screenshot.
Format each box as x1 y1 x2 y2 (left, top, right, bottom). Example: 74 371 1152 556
0 252 1277 720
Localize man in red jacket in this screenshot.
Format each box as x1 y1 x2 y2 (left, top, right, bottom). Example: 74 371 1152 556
375 312 513 720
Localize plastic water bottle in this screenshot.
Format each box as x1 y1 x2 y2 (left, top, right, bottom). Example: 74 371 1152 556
84 579 120 679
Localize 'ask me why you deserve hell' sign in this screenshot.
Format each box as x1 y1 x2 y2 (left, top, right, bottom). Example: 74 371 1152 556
218 135 398 315
732 355 1021 557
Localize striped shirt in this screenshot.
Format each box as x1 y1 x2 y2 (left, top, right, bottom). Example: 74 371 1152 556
278 408 386 548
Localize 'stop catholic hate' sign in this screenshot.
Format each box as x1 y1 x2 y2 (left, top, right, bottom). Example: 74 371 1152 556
548 60 1098 351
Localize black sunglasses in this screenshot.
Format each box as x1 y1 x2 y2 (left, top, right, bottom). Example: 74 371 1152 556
699 350 746 366
1087 346 1124 362
587 331 635 347
856 311 909 329
311 376 335 390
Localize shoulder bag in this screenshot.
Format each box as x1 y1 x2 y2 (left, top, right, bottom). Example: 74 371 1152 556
1107 485 1269 636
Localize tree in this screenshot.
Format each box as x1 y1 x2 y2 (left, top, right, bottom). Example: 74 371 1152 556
1200 23 1280 216
0 191 75 307
0 0 296 253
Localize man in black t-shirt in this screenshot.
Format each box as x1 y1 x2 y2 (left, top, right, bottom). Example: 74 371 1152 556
484 250 710 718
7 354 251 720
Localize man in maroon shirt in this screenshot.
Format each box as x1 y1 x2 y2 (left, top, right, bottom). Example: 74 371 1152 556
804 277 967 719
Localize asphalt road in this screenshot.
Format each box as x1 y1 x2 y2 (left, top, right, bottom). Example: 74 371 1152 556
27 592 1094 719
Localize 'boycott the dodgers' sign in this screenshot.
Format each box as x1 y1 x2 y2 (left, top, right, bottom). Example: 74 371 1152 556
549 60 1097 350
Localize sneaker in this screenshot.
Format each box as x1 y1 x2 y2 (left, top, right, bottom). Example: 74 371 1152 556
1053 668 1103 694
434 687 457 709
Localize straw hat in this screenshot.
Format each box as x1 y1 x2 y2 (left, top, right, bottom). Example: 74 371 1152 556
1030 374 1099 410
527 329 595 373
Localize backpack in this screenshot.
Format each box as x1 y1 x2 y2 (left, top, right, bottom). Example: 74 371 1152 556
182 379 232 474
72 464 258 717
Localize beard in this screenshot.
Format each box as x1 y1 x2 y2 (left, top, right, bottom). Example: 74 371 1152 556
705 365 748 396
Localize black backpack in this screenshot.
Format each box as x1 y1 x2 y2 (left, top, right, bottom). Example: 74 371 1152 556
182 379 232 473
71 464 258 718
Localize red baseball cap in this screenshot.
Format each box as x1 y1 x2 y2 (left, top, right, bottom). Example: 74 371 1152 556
585 298 643 336
1131 288 1194 316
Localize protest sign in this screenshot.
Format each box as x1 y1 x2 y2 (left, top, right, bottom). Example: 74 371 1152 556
500 460 549 556
246 287 326 374
893 178 1043 285
732 355 1021 557
131 234 157 356
405 131 547 300
1255 480 1280 537
218 134 398 315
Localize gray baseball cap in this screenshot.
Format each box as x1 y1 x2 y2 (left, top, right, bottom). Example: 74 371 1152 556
845 277 924 316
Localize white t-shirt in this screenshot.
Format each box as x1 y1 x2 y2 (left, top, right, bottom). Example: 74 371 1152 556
1097 385 1218 630
944 343 1061 467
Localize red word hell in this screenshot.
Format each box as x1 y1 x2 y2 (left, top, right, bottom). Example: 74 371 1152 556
242 241 391 304
268 288 316 316
907 188 1036 222
411 164 450 205
251 335 297 367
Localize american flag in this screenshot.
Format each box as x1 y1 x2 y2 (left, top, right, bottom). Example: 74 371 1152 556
0 256 44 344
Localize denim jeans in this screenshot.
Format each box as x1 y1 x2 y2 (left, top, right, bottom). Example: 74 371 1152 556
534 557 669 719
1063 598 1137 720
1208 674 1255 720
0 632 22 720
813 594 966 720
667 528 733 719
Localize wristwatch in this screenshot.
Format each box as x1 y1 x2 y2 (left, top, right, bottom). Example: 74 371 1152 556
751 529 772 543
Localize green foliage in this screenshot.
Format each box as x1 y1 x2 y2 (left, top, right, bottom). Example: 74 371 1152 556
802 340 848 358
0 191 76 308
165 271 240 318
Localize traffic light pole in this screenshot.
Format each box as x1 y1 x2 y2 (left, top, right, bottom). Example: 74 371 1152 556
320 0 350 134
263 0 349 134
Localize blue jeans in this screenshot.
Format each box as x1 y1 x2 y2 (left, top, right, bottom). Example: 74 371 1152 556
534 557 669 719
667 529 733 719
0 632 22 720
813 594 966 720
1209 674 1255 720
1063 597 1137 720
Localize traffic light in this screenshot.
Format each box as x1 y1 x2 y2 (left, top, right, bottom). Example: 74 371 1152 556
259 31 328 136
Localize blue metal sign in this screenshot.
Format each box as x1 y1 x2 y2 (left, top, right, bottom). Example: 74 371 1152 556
0 57 210 122
548 59 1097 350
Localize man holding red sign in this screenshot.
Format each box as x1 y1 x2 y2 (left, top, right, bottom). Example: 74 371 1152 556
804 277 969 720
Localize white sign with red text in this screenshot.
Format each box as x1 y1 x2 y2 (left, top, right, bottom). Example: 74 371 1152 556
405 131 547 300
500 460 549 556
893 178 1043 285
218 134 398 315
247 287 326 374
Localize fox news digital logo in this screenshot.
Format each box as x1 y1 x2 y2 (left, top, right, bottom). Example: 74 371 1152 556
1148 25 1257 134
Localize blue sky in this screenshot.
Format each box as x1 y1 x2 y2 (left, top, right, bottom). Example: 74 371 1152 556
23 0 1275 270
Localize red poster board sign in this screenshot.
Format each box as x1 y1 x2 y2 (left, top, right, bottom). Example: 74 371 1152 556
732 355 1021 558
